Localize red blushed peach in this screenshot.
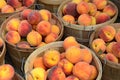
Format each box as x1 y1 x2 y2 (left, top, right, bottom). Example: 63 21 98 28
7 0 22 8
98 25 116 42
5 31 21 44
88 3 97 16
27 30 42 46
18 20 32 37
23 0 35 7
0 64 15 80
27 10 43 25
51 25 60 35
65 75 79 80
0 38 3 48
21 9 32 20
77 1 89 14
62 15 75 24
91 38 106 53
6 18 20 31
39 9 52 21
112 42 120 58
103 4 116 17
78 14 92 26
96 12 110 24
16 41 31 48
0 0 7 9
36 21 51 36
92 0 107 10
1 5 15 13
106 53 118 63
115 31 120 42
106 42 116 53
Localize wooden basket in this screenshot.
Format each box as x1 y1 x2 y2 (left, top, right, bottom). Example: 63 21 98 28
57 0 118 46
12 72 24 80
89 23 120 80
0 12 63 70
24 41 102 80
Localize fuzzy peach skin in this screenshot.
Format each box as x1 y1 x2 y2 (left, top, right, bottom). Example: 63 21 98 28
51 25 60 35
7 0 22 8
1 5 15 13
72 0 82 4
88 3 97 16
62 15 75 24
115 31 120 42
23 0 35 7
91 16 96 25
105 53 118 63
27 30 42 47
106 42 116 53
98 25 116 42
21 9 32 19
0 0 7 9
16 41 31 48
5 31 21 45
91 38 106 53
112 42 120 58
65 75 79 80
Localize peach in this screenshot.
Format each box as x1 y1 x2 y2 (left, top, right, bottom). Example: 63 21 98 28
47 66 66 80
92 0 107 10
63 36 80 50
89 65 98 80
36 21 51 36
78 14 92 26
60 52 66 60
51 25 60 35
106 42 116 53
94 11 101 18
39 9 52 21
0 0 7 9
23 0 35 7
44 33 58 43
115 31 120 42
65 46 82 64
0 38 3 48
91 38 106 53
105 53 118 63
73 62 92 80
27 30 42 46
65 75 79 80
58 59 74 75
18 20 32 37
1 5 15 13
0 64 15 80
72 0 82 4
62 15 75 24
98 25 116 42
112 42 120 58
7 0 22 8
76 1 89 14
37 42 46 47
16 41 31 48
96 12 110 24
91 16 96 25
6 18 20 31
33 57 47 70
43 49 60 68
5 31 21 44
21 9 33 20
80 48 92 63
83 0 90 2
88 3 97 16
103 4 116 17
27 10 42 25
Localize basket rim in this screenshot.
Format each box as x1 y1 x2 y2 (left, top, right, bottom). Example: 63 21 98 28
38 0 64 5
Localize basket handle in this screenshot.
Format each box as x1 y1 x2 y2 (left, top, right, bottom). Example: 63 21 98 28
20 57 26 79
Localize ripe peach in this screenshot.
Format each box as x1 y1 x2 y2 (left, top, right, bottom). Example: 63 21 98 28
58 59 73 75
51 25 60 35
103 4 116 17
91 16 96 25
106 42 116 53
83 0 90 2
16 41 31 48
0 38 3 48
33 57 47 70
39 9 52 21
115 31 120 42
1 5 15 13
21 9 32 20
62 15 75 24
65 46 82 64
92 0 107 10
60 52 66 60
0 0 7 9
44 33 58 43
36 21 51 36
23 0 35 7
98 25 116 42
112 42 120 58
72 0 82 4
37 42 46 47
6 18 20 31
106 53 118 63
27 10 42 25
91 38 106 53
43 49 60 68
63 36 80 50
88 3 97 16
18 20 32 37
27 30 42 46
65 75 79 80
7 0 22 8
5 31 21 44
77 1 89 14
73 62 92 80
78 14 92 26
94 11 101 18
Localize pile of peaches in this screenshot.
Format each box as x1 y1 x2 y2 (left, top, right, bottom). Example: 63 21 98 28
61 0 117 26
0 0 35 13
4 9 61 48
28 36 98 80
91 25 120 64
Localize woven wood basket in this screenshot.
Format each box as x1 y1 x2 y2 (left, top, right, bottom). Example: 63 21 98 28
0 12 63 70
57 0 118 46
89 23 120 80
24 41 102 80
12 72 24 80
